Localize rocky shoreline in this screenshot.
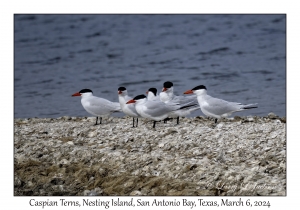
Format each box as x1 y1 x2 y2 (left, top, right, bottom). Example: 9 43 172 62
14 114 286 196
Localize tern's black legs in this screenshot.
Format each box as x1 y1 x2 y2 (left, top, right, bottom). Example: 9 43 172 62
132 118 139 128
177 116 180 124
210 118 219 129
95 117 98 125
94 117 102 125
153 121 156 128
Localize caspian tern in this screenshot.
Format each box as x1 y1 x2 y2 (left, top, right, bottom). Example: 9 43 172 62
126 94 196 128
159 81 200 124
146 88 160 101
72 89 121 125
184 85 258 123
118 87 140 127
147 87 172 123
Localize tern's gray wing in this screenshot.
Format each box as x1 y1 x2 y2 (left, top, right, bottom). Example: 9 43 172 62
87 97 121 115
143 101 176 117
202 96 241 116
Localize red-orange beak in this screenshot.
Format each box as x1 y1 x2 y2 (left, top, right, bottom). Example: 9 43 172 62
118 90 122 94
72 92 81 97
126 99 136 104
146 91 149 94
162 87 167 92
184 90 193 94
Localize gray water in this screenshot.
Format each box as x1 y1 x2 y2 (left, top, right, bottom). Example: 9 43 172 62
14 14 286 119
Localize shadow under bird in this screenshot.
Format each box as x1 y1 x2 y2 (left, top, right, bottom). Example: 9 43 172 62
118 87 140 127
159 81 200 124
184 85 258 123
72 89 121 125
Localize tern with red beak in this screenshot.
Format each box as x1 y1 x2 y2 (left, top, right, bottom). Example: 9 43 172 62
118 87 140 127
126 94 192 128
184 85 258 123
72 89 121 125
159 81 200 124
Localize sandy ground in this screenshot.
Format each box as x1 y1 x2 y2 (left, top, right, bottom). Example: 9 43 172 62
14 114 286 196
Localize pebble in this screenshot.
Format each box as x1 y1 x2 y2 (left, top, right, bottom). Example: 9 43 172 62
67 141 74 145
88 131 97 138
130 190 142 196
158 143 164 148
268 112 278 119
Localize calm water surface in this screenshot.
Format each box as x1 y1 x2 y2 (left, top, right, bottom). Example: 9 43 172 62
14 14 286 118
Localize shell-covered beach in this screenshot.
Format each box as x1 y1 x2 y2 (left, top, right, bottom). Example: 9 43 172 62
14 114 286 196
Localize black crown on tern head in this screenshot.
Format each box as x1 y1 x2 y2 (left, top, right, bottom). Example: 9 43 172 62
148 88 157 96
118 87 127 91
163 81 173 88
79 89 93 93
192 85 207 90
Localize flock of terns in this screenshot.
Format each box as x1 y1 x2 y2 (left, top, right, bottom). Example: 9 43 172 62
72 81 258 128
